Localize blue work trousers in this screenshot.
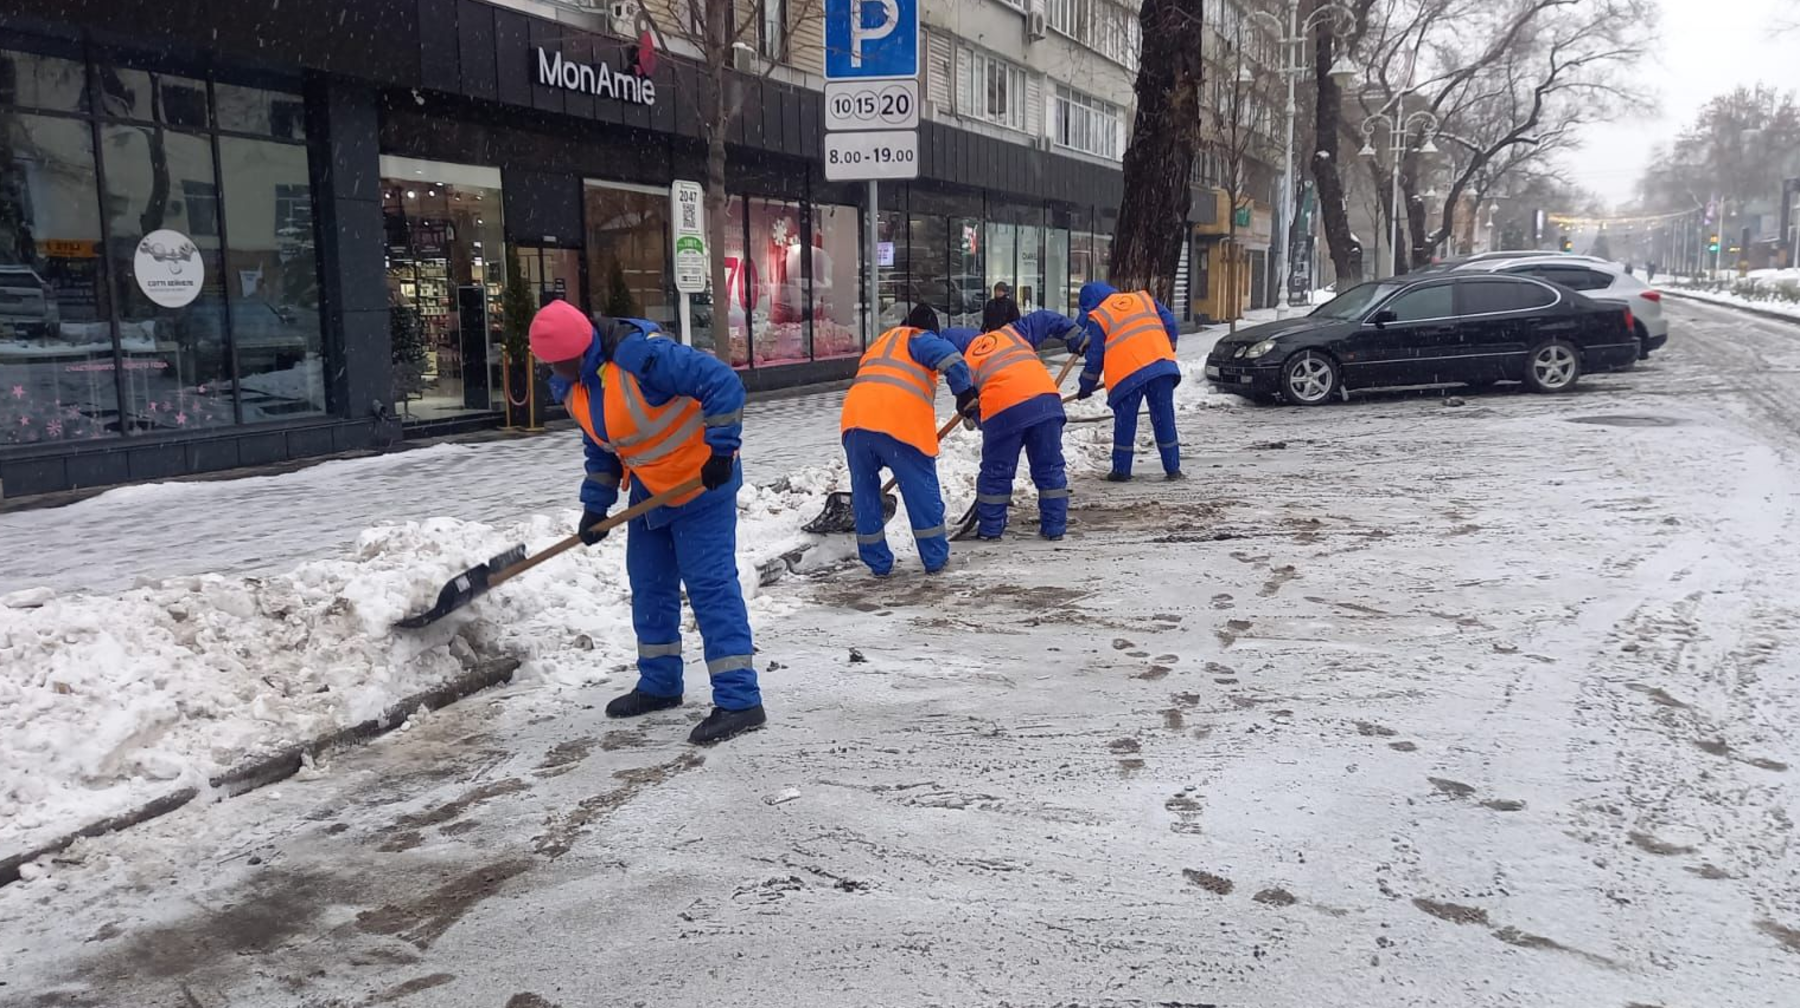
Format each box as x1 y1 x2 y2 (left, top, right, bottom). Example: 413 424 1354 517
626 496 761 710
976 418 1069 538
844 429 949 575
1110 374 1181 476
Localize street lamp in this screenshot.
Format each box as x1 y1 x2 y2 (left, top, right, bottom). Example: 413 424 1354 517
1360 109 1441 277
1245 1 1357 315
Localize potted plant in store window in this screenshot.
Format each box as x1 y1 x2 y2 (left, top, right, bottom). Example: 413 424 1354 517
500 246 540 432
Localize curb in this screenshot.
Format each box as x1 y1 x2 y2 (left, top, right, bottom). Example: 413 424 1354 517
1662 290 1800 326
0 655 520 888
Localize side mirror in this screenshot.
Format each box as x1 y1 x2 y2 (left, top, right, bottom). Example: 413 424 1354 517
1369 309 1397 329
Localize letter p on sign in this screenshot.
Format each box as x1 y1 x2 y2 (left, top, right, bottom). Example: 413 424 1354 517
825 0 918 80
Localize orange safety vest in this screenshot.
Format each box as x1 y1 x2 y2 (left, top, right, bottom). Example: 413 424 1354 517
839 326 944 456
568 362 711 507
1089 291 1175 388
965 324 1058 420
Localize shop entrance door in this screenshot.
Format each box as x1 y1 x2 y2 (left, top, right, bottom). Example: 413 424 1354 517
517 246 583 310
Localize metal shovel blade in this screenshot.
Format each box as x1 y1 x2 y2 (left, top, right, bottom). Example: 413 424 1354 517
394 544 528 629
801 491 897 535
948 501 981 541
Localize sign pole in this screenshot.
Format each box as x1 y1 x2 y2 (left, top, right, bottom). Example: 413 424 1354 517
679 291 692 346
867 179 880 343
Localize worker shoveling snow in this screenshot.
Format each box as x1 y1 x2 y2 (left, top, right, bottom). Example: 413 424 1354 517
0 363 1237 858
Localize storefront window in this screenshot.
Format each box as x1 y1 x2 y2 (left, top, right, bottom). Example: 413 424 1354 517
1 48 325 447
216 83 307 141
381 156 504 420
747 197 805 367
718 195 749 367
1 111 116 445
985 221 1017 311
103 124 234 431
1018 223 1043 311
876 210 903 332
906 214 947 322
1093 231 1113 285
1068 230 1094 315
949 216 984 328
1045 228 1070 316
584 180 675 332
220 137 325 419
811 203 862 359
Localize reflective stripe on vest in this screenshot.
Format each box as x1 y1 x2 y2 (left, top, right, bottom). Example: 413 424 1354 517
1089 291 1175 388
965 324 1059 420
840 326 945 456
568 365 711 508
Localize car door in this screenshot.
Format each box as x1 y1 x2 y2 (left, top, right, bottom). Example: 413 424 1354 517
1454 277 1562 381
1348 281 1461 387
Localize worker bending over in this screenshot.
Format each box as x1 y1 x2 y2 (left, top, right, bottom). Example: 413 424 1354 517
1072 281 1184 481
943 309 1081 541
839 304 975 576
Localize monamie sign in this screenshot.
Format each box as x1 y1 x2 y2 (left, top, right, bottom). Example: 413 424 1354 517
535 47 656 106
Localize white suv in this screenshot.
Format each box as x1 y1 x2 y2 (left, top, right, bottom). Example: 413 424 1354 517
1456 256 1667 359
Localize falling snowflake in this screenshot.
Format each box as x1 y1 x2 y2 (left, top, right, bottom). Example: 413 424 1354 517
9 385 22 399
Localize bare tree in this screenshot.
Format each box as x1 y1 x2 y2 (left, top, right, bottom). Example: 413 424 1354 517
1351 0 1654 270
637 0 823 353
1109 0 1206 300
1309 0 1378 284
1208 19 1276 329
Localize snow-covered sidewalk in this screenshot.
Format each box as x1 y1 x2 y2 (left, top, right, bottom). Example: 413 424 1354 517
3 313 1797 1003
0 353 1247 860
1664 268 1800 321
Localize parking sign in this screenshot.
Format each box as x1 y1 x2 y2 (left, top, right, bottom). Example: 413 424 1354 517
825 0 919 80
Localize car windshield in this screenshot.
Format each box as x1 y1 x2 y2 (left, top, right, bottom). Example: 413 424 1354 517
1311 282 1403 320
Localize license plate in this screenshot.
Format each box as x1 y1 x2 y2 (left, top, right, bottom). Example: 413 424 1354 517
1205 365 1221 378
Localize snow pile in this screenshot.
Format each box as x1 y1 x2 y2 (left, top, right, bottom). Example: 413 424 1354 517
1665 269 1800 320
0 481 821 854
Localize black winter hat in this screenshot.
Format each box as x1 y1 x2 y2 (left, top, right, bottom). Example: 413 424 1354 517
902 303 940 332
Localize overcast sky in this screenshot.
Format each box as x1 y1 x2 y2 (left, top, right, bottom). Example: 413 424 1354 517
1565 0 1795 209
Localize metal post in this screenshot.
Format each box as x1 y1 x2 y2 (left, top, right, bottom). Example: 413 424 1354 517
866 180 880 343
1275 0 1298 316
1389 135 1403 278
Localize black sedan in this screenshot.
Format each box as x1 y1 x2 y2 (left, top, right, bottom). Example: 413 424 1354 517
1206 273 1642 405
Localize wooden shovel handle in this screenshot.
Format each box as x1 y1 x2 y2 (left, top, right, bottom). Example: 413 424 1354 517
877 352 1084 495
491 475 708 588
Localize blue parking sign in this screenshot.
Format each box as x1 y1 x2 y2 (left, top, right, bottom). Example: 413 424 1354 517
825 0 919 80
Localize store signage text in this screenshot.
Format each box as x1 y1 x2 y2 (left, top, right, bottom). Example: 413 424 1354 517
134 229 204 309
535 47 655 106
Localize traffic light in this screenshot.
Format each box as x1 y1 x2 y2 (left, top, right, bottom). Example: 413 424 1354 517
1708 234 1721 254
1560 233 1572 252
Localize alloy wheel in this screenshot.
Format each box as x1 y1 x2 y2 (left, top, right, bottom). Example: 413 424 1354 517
1532 345 1578 390
1285 354 1336 404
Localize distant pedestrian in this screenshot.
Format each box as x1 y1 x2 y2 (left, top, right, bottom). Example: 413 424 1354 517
982 282 1021 332
1646 262 1658 282
1625 262 1634 276
1071 282 1184 482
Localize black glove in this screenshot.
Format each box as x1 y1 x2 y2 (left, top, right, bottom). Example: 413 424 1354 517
701 452 736 490
578 509 610 546
955 387 980 418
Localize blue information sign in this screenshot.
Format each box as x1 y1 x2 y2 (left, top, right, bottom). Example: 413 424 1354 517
824 0 919 80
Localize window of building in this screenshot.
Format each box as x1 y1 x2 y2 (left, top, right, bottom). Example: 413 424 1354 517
2 46 324 448
1045 228 1070 316
1018 223 1043 312
381 156 506 421
583 179 675 344
1048 0 1094 43
876 210 904 331
748 197 806 366
957 47 1027 131
758 0 787 61
907 214 948 323
950 217 985 329
811 203 864 359
985 222 1017 312
1068 230 1094 313
1053 85 1121 160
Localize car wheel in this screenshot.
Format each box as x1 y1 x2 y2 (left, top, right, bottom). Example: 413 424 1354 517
1279 351 1340 406
1635 322 1651 360
1523 340 1582 393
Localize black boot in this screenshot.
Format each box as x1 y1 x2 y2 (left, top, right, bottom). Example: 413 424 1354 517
1165 470 1187 481
689 705 768 745
1105 471 1132 483
605 689 682 718
1040 530 1064 541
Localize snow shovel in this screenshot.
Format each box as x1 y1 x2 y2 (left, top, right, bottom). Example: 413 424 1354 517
395 476 706 629
801 412 967 535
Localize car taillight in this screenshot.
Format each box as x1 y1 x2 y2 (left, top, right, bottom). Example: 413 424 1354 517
1640 290 1661 303
1623 307 1634 331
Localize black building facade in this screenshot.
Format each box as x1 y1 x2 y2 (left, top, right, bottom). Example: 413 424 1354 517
0 0 1160 498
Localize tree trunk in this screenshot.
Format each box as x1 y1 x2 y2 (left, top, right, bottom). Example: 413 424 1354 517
1108 0 1206 303
1310 27 1362 285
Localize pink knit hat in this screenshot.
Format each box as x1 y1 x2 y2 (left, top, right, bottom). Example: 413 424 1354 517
529 300 594 363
